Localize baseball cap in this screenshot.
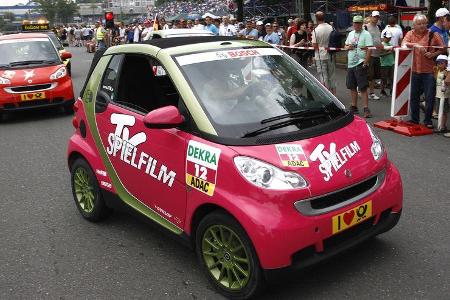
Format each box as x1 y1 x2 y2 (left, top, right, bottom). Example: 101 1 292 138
436 8 449 18
353 15 363 23
436 54 448 62
256 21 263 26
371 11 380 17
382 31 392 38
265 23 271 27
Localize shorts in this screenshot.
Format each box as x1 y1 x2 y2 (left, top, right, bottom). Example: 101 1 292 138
315 57 336 90
346 63 369 91
368 56 381 81
380 65 394 88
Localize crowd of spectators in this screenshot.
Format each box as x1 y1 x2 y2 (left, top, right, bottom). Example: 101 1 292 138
151 0 231 18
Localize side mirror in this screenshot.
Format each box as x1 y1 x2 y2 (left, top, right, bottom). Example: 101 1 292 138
61 51 72 60
143 106 184 129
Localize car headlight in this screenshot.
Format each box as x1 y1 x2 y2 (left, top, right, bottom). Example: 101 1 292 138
367 123 384 160
50 67 67 80
234 156 308 189
0 77 11 85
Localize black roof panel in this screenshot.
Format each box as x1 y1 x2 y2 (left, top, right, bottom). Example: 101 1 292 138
143 36 244 49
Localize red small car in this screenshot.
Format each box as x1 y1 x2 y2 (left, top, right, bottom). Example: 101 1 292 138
0 33 74 120
67 37 402 299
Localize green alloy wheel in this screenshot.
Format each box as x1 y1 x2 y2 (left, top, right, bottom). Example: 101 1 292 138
196 211 264 299
71 158 110 222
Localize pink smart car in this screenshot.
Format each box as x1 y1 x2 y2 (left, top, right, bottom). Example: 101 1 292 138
67 37 402 299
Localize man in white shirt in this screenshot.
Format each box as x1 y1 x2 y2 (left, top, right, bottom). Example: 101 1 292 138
193 19 205 30
141 20 153 41
219 16 237 36
381 16 403 47
133 22 141 43
312 11 336 95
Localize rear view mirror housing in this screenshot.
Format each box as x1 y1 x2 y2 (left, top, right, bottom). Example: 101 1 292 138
143 106 184 129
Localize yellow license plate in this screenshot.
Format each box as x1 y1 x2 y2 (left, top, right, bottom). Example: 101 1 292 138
20 92 46 101
332 200 372 235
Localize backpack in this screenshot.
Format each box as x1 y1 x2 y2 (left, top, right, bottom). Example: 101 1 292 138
328 27 341 55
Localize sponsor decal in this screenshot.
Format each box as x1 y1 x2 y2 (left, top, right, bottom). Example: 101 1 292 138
20 92 45 101
176 48 282 66
332 201 372 234
309 141 360 182
24 70 35 81
152 66 167 77
84 90 93 103
96 169 107 177
2 70 16 79
155 205 173 219
275 144 309 168
100 181 112 189
185 140 221 196
106 113 177 187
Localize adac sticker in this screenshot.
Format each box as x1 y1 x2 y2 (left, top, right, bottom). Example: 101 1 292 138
186 140 221 196
275 143 309 168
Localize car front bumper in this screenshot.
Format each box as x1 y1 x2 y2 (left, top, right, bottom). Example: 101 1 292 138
248 161 403 271
0 78 74 112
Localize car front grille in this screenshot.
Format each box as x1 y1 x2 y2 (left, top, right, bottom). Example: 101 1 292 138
294 170 385 216
5 83 56 93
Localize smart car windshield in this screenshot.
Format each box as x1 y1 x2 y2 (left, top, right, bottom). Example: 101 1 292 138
0 38 60 68
176 47 347 138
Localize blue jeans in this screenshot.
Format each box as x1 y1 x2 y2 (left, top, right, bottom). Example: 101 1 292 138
97 40 106 50
410 72 435 125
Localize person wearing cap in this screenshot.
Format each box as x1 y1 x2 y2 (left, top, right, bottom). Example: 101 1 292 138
365 11 382 100
141 20 153 41
238 20 258 40
430 7 449 46
402 14 445 128
379 31 395 97
205 16 219 35
344 15 373 118
434 54 450 134
264 23 281 45
256 21 265 40
219 16 237 36
381 16 403 47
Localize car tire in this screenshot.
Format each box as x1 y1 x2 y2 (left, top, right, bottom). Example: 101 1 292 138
67 62 72 76
195 211 264 299
70 158 111 222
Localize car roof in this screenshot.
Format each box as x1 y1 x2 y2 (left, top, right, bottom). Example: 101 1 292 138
155 29 214 36
143 36 243 49
0 32 49 41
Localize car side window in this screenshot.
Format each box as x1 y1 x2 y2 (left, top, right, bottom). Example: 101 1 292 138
100 54 123 101
115 54 180 114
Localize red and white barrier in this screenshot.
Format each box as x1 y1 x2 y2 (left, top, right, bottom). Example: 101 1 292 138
374 48 433 136
390 48 413 118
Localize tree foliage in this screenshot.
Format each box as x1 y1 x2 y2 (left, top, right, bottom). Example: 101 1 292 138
34 0 78 24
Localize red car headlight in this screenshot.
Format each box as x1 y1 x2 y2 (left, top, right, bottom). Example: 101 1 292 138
50 67 67 80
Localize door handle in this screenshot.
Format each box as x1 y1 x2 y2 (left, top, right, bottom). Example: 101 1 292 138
95 90 110 113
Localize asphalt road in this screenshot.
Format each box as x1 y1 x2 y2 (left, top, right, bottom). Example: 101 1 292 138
0 46 449 300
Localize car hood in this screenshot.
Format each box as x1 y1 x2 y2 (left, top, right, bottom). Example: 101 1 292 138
229 117 387 197
0 64 64 86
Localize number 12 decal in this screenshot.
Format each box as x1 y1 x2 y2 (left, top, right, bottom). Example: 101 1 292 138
194 164 207 180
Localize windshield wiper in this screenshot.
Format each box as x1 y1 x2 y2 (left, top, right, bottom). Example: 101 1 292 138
9 60 58 67
260 107 328 124
242 117 309 138
242 109 331 138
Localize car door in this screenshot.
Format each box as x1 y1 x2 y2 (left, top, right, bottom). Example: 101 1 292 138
94 53 187 229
